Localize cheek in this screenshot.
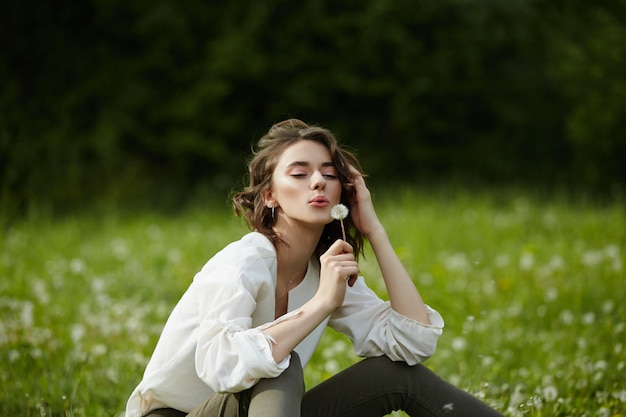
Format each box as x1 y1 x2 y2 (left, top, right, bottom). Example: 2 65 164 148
330 182 344 202
273 178 301 200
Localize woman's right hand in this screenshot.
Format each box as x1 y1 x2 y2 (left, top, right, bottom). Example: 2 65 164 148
317 239 359 310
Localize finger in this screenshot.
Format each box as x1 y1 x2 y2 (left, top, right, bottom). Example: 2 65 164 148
332 253 356 262
329 260 358 273
327 239 353 255
344 165 365 191
329 259 357 277
348 165 362 177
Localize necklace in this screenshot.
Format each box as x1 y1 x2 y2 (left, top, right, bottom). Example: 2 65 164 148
287 270 306 288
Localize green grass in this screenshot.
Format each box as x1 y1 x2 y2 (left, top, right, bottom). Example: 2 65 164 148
1 187 625 416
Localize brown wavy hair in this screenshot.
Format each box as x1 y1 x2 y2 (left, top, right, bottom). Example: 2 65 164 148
232 119 365 259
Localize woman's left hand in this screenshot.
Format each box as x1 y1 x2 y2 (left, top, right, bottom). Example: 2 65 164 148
347 166 383 238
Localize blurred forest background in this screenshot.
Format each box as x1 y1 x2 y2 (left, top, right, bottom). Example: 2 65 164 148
2 0 625 217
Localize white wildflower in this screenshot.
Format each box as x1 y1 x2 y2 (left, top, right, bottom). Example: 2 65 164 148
330 204 349 220
612 389 626 402
71 324 86 343
595 407 610 417
331 204 349 240
324 359 339 374
519 252 535 270
559 309 574 325
70 258 86 274
582 312 596 325
91 344 108 356
542 385 558 402
544 287 559 302
451 337 467 351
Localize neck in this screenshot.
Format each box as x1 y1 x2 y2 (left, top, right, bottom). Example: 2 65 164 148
273 222 323 286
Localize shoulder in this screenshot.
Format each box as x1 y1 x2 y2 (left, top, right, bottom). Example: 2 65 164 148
196 232 277 283
217 231 276 263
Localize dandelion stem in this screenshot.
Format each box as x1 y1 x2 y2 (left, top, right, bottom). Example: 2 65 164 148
330 204 349 241
340 220 346 241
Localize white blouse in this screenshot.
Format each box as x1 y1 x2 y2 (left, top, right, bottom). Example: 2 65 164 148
125 232 444 417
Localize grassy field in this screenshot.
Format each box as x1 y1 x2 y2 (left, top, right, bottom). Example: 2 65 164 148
1 186 624 416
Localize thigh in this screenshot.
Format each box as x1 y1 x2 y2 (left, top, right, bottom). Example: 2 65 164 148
186 392 243 417
302 356 504 417
187 351 305 417
302 356 408 417
246 351 305 417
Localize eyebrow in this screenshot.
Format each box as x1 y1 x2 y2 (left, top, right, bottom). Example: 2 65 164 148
286 161 336 169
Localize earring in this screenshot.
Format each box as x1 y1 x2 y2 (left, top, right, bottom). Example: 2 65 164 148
269 205 275 220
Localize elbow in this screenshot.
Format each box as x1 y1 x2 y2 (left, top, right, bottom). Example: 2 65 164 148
195 329 286 393
196 357 258 393
415 343 437 364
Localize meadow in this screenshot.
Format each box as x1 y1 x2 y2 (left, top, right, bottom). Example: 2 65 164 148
1 186 624 417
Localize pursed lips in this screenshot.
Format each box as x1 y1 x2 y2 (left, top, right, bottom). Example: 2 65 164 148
309 196 329 207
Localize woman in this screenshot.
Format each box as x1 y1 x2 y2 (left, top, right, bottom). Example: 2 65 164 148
125 119 503 417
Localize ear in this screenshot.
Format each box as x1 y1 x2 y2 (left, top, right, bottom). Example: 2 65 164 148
264 190 277 208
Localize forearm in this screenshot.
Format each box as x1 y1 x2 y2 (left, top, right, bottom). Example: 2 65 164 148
263 296 333 363
367 226 431 324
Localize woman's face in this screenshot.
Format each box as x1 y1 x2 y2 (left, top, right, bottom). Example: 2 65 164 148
267 140 343 229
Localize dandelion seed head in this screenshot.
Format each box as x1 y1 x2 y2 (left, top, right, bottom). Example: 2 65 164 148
582 312 596 325
71 324 86 343
20 301 34 328
330 204 349 220
481 356 495 367
495 253 510 268
596 407 610 417
519 252 535 270
167 248 182 263
31 347 43 359
111 239 130 262
451 337 467 351
70 258 86 274
91 344 107 356
542 385 559 402
613 389 626 402
324 359 340 374
559 309 574 325
604 244 619 259
593 360 607 371
449 374 461 386
602 299 615 314
528 395 543 409
549 255 565 270
582 250 602 267
32 280 50 304
444 253 470 272
91 278 106 293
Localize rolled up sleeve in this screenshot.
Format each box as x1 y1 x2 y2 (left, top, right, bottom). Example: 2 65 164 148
196 317 289 393
192 266 289 393
329 278 444 365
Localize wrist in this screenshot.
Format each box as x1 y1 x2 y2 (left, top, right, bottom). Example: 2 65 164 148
308 294 336 317
365 224 387 242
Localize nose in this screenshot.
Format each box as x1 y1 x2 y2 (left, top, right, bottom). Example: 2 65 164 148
310 170 326 190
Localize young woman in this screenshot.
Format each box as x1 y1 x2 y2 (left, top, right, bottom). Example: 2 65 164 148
125 119 504 417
